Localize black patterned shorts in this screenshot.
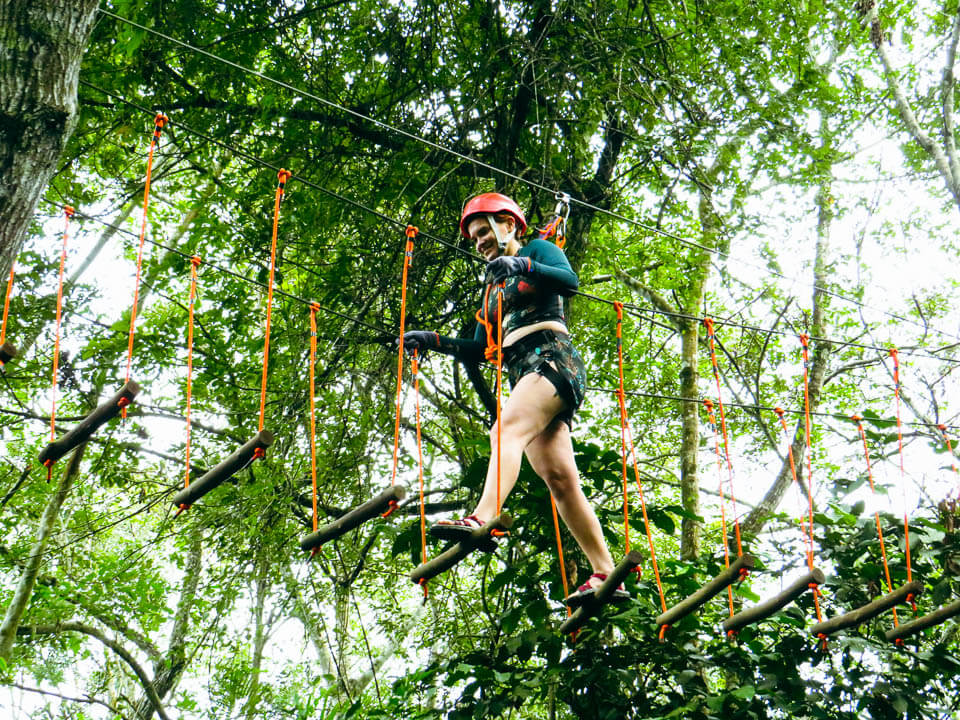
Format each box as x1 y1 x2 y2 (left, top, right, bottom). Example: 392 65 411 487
502 329 587 427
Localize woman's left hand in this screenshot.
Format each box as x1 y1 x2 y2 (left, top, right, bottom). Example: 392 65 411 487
485 256 529 284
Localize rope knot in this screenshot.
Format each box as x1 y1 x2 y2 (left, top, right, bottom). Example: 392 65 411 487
702 317 715 335
738 568 750 581
703 398 714 411
774 406 784 417
799 333 809 348
380 499 398 518
905 592 915 605
117 396 131 409
153 113 169 128
808 582 819 591
277 168 291 186
191 255 202 267
64 205 75 218
405 225 419 238
253 447 266 460
613 301 624 318
850 414 862 423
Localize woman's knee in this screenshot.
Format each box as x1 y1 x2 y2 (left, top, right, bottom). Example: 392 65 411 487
541 467 581 501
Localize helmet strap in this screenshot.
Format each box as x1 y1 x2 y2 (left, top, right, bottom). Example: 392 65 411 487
487 214 511 253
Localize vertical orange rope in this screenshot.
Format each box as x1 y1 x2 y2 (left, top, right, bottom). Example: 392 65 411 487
703 318 743 557
124 114 168 407
258 169 291 432
0 263 14 353
391 226 418 489
852 415 899 627
797 335 824 625
495 284 504 515
550 495 572 618
888 348 915 596
309 303 321 533
413 350 428 598
938 424 960 496
613 303 666 618
45 206 74 479
704 399 736 620
177 255 201 514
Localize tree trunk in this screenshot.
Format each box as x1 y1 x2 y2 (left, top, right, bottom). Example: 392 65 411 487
0 441 87 661
0 0 100 276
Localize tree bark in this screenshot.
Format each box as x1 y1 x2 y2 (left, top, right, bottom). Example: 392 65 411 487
0 0 100 276
0 441 86 661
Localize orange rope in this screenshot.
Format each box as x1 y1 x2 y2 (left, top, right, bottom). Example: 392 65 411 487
413 350 428 599
852 415 899 627
309 302 321 533
178 255 202 513
613 303 666 614
888 348 915 595
550 495 573 618
45 206 74 479
703 318 743 557
124 113 168 406
704 399 736 620
797 336 824 625
938 424 960 497
495 284 503 514
258 169 290 431
391 226 418 487
0 263 14 353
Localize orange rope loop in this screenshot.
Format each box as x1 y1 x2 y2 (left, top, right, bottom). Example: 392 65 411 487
703 318 743 557
124 114 168 404
704 398 736 616
888 347 913 584
258 169 290 432
852 414 899 627
391 226 417 487
1 262 15 355
179 254 202 514
613 302 666 613
49 206 73 451
309 302 320 532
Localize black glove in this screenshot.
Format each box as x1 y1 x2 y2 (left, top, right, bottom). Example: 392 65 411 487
485 255 529 284
399 330 439 355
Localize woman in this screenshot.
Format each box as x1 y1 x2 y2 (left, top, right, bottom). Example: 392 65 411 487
402 192 626 606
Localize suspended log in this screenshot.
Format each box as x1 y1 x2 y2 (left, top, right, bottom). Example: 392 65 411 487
884 596 960 644
656 554 755 630
810 581 923 638
559 550 644 635
39 381 141 467
299 485 407 551
409 514 512 584
0 341 16 366
722 568 825 635
170 430 273 507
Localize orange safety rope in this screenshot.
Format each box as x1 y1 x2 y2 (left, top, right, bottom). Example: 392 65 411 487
938 424 960 497
308 302 321 535
613 303 666 618
852 414 900 627
0 263 14 356
495 285 503 514
550 495 573 619
888 348 915 603
44 206 74 480
124 113 168 411
176 255 202 515
258 169 291 434
390 226 418 492
704 399 738 622
413 350 429 599
703 318 744 558
797 336 824 626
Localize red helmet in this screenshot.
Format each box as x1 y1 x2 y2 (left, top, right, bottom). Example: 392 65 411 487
459 192 527 238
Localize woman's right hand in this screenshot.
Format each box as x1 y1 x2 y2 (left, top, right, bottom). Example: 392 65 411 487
399 330 439 355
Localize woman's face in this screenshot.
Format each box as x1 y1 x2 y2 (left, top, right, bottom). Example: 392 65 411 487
468 215 515 260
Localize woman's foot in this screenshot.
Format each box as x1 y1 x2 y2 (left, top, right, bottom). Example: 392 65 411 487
563 572 630 607
429 515 484 542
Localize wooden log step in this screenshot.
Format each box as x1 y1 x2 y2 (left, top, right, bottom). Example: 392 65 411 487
656 554 755 630
39 380 141 467
170 430 273 507
810 581 923 638
0 341 17 366
884 596 960 644
409 514 512 584
299 485 407 551
722 568 825 636
559 550 644 635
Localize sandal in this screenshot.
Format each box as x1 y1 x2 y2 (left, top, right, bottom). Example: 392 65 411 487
563 572 630 607
429 515 485 542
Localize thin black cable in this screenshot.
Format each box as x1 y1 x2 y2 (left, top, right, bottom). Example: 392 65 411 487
587 384 960 432
96 8 960 345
